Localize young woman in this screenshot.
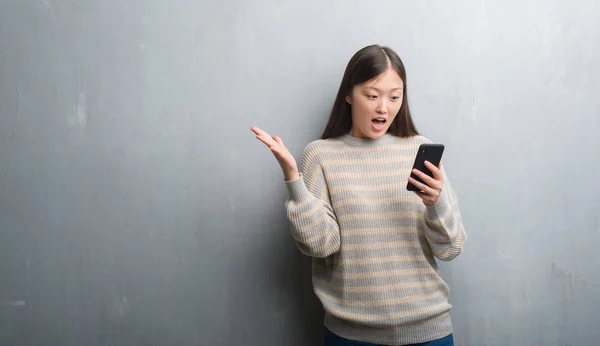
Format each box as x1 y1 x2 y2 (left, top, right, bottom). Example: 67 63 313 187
251 44 466 346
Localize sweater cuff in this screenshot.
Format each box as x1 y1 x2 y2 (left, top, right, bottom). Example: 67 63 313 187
285 174 311 202
425 198 449 221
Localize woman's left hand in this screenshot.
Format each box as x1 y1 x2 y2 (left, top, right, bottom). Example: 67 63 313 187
408 161 443 206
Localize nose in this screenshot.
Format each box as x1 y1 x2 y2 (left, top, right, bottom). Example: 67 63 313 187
376 99 388 114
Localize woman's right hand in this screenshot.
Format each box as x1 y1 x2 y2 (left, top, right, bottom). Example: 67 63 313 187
251 126 299 181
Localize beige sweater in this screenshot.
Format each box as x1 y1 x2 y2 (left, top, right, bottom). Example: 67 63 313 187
284 133 466 345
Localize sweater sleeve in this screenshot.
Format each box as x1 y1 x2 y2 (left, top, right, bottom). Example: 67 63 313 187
284 145 341 258
422 166 467 261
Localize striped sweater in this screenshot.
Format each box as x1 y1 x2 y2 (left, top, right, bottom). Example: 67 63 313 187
284 133 466 345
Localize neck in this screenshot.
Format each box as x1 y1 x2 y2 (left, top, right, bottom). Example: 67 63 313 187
339 133 396 147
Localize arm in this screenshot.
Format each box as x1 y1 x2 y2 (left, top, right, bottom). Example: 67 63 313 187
422 167 467 261
249 127 340 258
284 146 341 258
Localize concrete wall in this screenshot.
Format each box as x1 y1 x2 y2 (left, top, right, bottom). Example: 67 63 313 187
1 0 599 345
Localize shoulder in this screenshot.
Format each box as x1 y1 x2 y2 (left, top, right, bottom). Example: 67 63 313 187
389 134 435 150
299 137 346 163
303 137 347 150
381 135 441 162
398 135 434 145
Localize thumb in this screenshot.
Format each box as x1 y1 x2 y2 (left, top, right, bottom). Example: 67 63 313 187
272 136 285 147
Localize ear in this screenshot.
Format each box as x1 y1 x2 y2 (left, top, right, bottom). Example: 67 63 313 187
345 94 352 104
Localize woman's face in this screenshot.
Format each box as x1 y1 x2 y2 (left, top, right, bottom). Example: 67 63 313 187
346 66 404 139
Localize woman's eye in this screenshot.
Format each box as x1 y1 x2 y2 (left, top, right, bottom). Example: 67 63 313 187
391 96 400 101
367 95 377 99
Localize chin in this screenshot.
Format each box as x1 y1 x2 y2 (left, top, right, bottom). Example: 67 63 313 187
351 125 390 139
368 129 390 139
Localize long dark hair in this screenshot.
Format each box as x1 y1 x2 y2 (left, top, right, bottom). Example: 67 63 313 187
321 45 419 139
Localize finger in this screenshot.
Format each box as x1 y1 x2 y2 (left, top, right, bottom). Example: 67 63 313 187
414 190 432 203
408 176 434 195
252 128 281 148
257 137 285 160
251 126 270 137
416 192 436 206
424 161 443 181
272 136 286 148
256 134 279 149
269 141 288 157
414 191 429 200
412 168 437 188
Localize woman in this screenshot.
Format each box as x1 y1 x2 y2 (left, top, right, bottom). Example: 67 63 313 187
251 44 466 346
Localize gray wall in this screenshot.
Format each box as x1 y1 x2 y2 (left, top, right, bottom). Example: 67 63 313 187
1 0 599 345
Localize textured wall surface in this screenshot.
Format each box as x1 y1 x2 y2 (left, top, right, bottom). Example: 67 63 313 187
1 0 599 345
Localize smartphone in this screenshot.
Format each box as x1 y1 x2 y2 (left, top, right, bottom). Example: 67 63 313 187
406 143 445 192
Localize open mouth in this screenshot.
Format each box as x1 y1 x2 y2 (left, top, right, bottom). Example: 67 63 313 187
371 117 387 132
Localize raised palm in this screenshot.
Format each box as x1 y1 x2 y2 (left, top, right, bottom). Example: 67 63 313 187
250 126 299 181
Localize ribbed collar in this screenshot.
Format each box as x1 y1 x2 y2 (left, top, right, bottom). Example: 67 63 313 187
339 133 397 147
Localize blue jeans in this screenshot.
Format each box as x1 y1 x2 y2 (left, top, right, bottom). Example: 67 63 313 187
324 329 454 346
